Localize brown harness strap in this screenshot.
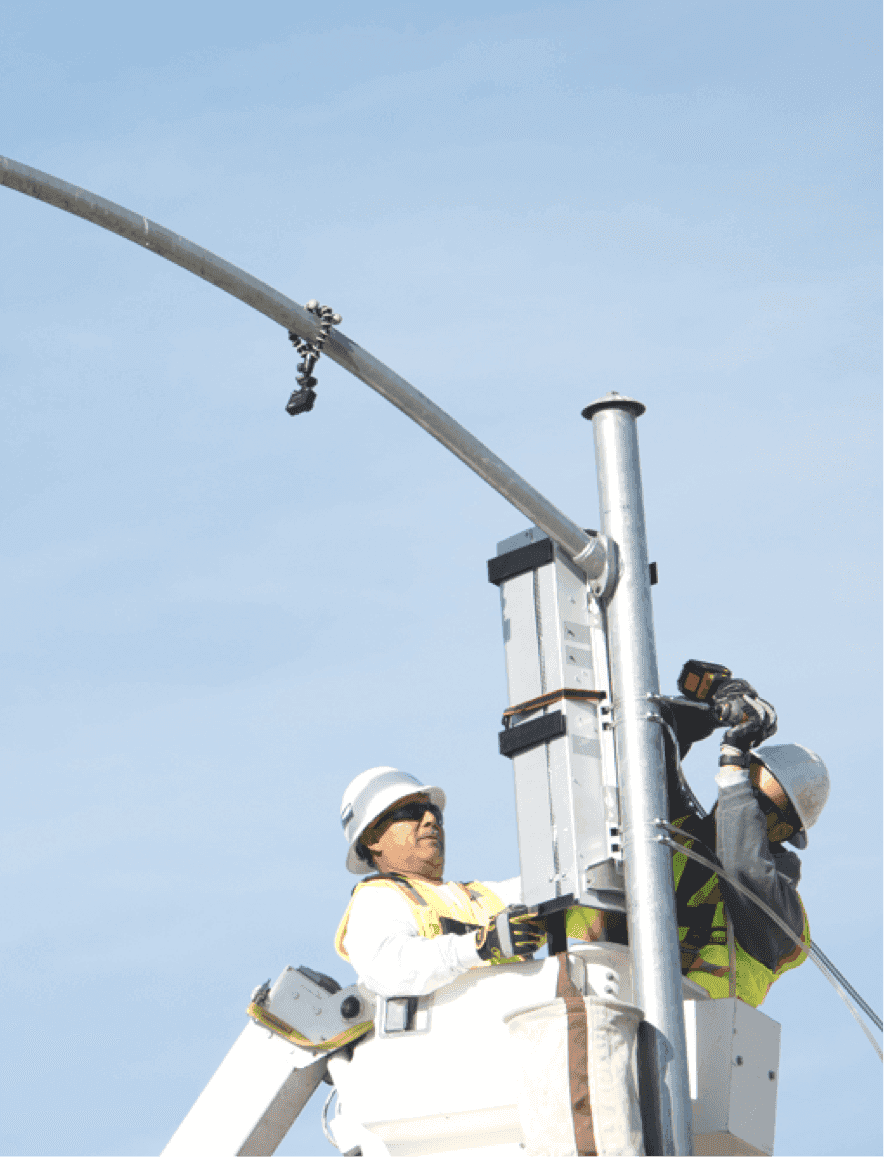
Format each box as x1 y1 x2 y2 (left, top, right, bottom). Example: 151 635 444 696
556 953 597 1156
502 687 606 726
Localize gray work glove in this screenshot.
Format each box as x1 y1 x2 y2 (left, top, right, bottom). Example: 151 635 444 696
476 905 546 963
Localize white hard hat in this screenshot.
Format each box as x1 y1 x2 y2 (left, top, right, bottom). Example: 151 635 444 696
340 767 446 875
753 743 830 849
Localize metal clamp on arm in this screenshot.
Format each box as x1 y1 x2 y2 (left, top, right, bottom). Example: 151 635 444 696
572 533 618 596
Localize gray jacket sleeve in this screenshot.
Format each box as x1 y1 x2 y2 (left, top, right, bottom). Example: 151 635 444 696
714 771 805 972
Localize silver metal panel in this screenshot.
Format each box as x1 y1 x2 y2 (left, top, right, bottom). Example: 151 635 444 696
565 699 610 879
532 563 554 691
546 723 577 898
536 547 596 693
565 645 593 670
587 593 622 864
499 570 542 704
511 741 557 907
571 734 601 758
563 620 592 645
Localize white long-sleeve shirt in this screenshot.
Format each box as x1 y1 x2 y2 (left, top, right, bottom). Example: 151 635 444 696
343 876 522 998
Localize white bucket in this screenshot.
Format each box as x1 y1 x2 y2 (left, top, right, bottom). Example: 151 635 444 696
504 995 645 1157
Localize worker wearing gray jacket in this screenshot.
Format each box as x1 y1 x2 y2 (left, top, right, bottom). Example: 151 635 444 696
673 663 829 1002
666 740 828 1005
569 663 830 1005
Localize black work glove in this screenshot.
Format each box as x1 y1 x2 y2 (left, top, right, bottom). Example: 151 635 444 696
476 905 546 963
713 678 777 752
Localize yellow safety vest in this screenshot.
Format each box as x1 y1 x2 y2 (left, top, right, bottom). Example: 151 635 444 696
564 816 809 1007
669 815 809 1006
563 906 605 942
335 873 512 964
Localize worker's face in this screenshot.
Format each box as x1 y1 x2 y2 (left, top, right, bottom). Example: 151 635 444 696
363 792 445 881
750 762 797 844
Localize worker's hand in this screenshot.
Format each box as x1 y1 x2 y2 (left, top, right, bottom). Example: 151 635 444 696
476 905 546 963
713 679 777 752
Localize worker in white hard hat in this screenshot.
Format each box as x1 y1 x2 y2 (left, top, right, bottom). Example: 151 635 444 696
334 767 547 998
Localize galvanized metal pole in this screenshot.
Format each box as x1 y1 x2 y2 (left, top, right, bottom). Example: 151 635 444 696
583 393 694 1156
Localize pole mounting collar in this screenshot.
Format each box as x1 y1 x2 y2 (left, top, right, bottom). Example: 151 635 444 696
573 533 618 598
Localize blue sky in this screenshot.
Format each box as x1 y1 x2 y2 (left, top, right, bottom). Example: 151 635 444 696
1 3 880 1155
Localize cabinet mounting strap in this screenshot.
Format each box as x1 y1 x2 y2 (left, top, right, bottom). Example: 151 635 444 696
501 687 607 728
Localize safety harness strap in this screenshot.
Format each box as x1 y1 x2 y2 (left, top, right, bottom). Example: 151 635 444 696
556 954 597 1156
354 872 429 905
458 881 488 904
439 916 484 936
671 814 720 965
727 912 737 999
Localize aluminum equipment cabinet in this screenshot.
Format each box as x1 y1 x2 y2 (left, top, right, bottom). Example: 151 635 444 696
686 998 781 1156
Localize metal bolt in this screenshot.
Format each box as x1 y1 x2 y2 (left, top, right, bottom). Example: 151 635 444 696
768 1071 776 1080
735 1055 744 1066
603 985 616 995
606 972 616 981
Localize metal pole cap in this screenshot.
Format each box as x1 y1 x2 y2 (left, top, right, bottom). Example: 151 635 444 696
581 391 646 420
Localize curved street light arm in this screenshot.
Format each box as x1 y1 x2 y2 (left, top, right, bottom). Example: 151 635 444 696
0 154 603 574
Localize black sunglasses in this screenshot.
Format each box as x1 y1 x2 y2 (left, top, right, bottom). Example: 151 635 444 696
753 788 800 836
381 801 444 826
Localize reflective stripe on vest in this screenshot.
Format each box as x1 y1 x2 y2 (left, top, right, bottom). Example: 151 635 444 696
564 905 605 942
334 875 507 962
671 814 810 1007
565 816 809 1007
685 901 810 1006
